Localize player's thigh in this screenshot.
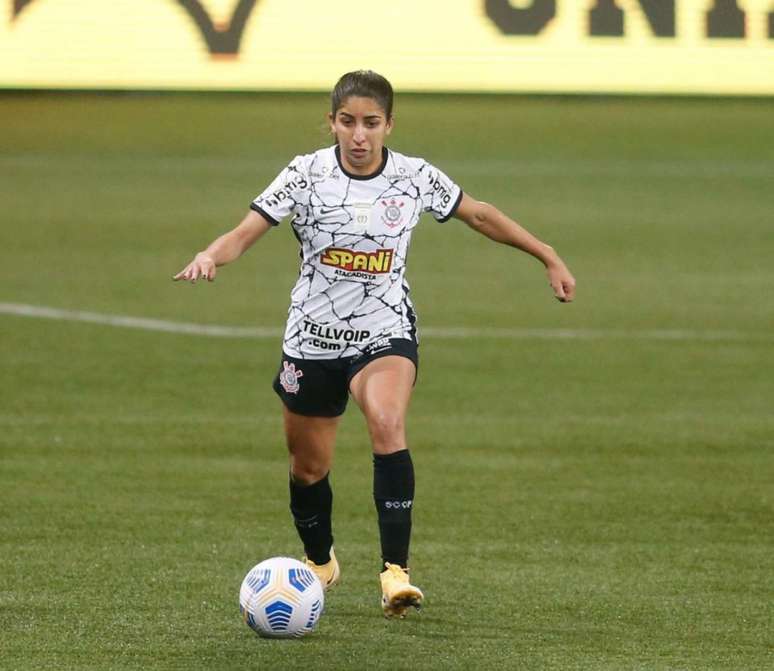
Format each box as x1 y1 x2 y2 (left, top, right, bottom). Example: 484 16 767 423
283 406 340 483
348 339 418 415
348 355 416 434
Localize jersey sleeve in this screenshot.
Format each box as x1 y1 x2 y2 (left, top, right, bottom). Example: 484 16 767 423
419 162 463 223
250 156 310 225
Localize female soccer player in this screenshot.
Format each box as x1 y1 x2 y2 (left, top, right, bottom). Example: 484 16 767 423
174 70 576 618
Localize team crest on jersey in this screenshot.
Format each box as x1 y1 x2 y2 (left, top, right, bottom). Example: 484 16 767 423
381 199 405 228
279 361 303 394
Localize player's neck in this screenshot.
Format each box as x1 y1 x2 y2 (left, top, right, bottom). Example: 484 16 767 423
335 146 388 180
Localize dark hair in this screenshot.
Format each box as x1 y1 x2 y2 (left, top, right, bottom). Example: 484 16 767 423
331 70 394 119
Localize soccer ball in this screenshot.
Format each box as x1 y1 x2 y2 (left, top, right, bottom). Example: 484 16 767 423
239 557 324 638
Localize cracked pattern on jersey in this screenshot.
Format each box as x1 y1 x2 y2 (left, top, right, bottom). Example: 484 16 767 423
253 146 461 359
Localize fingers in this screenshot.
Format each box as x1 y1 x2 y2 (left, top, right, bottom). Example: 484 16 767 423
554 277 576 303
562 278 576 302
553 280 567 302
172 255 216 283
172 264 200 282
548 267 576 303
173 267 196 281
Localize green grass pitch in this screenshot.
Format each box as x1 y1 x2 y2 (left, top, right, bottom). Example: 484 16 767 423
1 92 773 670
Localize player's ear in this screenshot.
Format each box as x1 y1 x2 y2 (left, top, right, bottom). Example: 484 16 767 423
385 115 394 135
327 111 336 135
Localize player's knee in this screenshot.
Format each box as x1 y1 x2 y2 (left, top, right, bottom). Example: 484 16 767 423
289 457 328 485
367 408 405 448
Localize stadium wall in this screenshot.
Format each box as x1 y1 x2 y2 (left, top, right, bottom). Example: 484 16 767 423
1 0 773 95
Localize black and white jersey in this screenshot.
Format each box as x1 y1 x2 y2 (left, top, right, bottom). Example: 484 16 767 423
251 145 462 359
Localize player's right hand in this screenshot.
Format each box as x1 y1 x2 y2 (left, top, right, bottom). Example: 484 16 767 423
173 252 216 282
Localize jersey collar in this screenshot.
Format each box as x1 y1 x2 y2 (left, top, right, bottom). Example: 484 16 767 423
335 146 388 181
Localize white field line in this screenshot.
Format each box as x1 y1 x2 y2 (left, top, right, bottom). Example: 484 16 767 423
1 302 771 343
0 302 281 338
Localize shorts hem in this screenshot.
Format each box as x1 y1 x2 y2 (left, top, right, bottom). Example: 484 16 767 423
346 348 418 386
272 379 348 418
278 401 345 418
271 338 418 417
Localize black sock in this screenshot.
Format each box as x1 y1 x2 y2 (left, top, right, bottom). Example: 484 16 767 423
289 473 333 565
373 450 415 569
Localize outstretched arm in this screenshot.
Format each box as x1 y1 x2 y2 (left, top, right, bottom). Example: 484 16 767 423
453 193 576 302
173 209 273 282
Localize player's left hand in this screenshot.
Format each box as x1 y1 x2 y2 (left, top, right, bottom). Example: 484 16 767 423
173 252 217 283
546 262 576 302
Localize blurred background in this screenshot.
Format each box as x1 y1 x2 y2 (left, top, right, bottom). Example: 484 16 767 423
2 2 773 670
3 0 774 94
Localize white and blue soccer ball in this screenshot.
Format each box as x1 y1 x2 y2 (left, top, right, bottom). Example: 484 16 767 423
239 557 324 638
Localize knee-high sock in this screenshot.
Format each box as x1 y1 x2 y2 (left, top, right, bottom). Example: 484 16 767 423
289 473 333 565
373 450 415 569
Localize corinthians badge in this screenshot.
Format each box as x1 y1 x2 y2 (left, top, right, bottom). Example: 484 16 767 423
381 199 405 228
278 361 303 394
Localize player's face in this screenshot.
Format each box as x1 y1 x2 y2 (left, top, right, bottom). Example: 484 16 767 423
328 96 393 175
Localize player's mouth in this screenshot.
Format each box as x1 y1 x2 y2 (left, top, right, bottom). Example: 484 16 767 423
350 147 368 160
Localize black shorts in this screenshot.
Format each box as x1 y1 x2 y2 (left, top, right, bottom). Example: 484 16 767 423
272 338 418 417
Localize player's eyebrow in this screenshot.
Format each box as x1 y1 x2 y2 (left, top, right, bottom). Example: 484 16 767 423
338 112 383 121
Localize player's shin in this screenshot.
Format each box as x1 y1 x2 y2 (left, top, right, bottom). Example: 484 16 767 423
373 450 414 568
289 472 334 565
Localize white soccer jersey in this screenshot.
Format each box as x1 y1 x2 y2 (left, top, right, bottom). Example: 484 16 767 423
251 145 462 359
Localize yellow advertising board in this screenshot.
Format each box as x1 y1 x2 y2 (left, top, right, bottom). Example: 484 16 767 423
1 0 773 94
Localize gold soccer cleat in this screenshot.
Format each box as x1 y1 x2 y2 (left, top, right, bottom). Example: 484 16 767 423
304 548 340 591
379 562 424 618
